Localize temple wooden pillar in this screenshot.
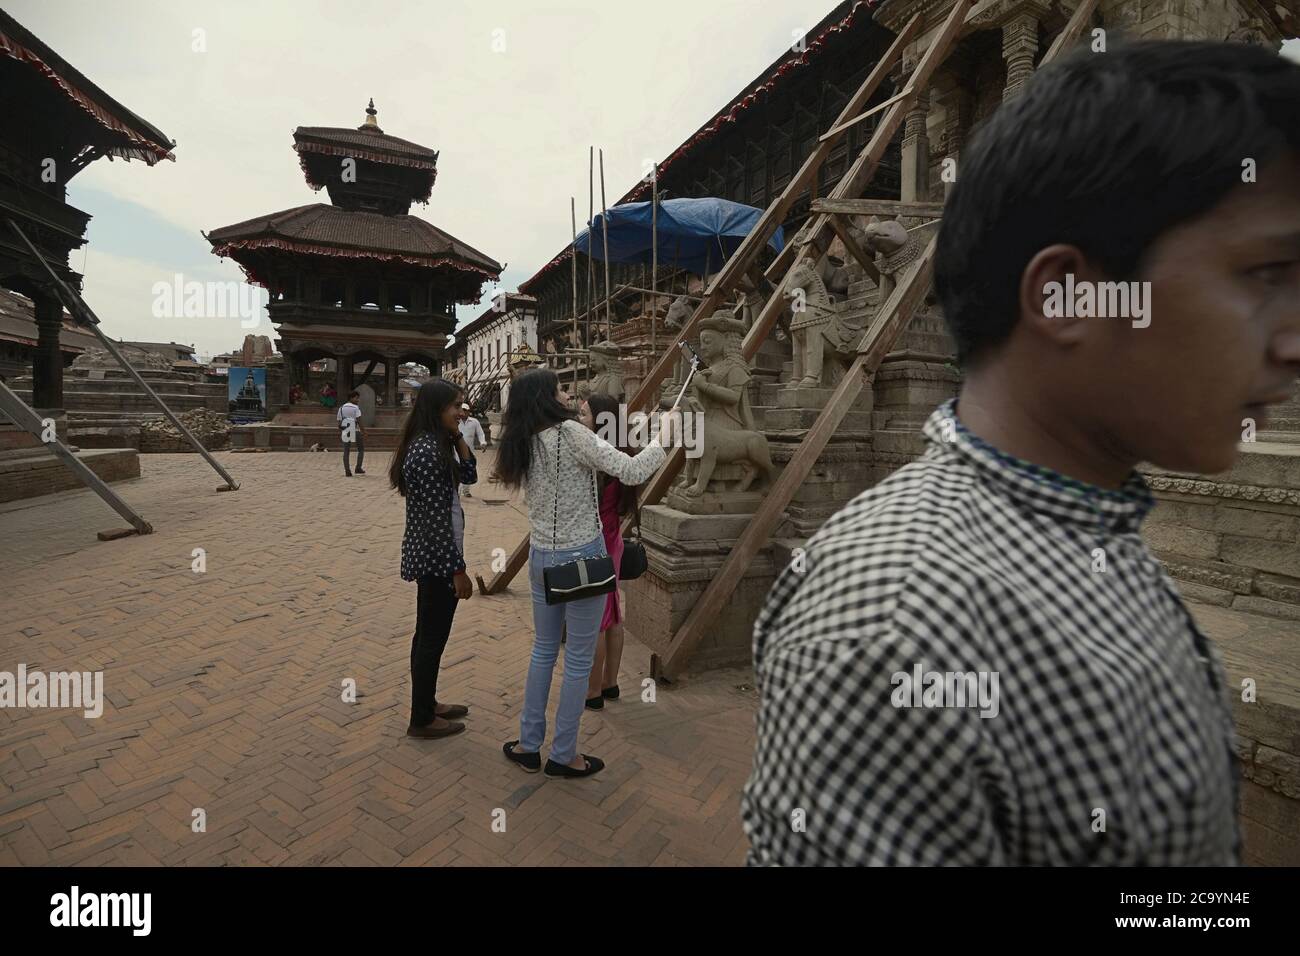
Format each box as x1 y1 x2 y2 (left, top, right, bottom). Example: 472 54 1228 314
335 351 350 397
281 352 296 406
384 356 398 408
900 87 931 202
31 292 64 409
933 69 973 200
1002 4 1047 101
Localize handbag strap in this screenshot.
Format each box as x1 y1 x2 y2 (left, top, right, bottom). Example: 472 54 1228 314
552 426 561 551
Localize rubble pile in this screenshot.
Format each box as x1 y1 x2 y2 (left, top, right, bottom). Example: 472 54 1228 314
139 408 231 453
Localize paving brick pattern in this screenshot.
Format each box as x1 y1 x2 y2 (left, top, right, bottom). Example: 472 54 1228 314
0 449 756 866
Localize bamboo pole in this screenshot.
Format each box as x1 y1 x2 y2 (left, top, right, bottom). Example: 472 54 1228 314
651 166 658 357
599 149 613 340
587 146 595 390
570 196 578 371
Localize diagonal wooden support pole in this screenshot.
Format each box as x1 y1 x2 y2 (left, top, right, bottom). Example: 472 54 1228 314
828 213 881 286
0 379 152 534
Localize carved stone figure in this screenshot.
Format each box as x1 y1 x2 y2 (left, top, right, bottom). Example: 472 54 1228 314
658 296 698 408
680 309 775 497
864 219 911 299
580 340 624 400
784 220 920 388
784 257 839 387
662 295 693 331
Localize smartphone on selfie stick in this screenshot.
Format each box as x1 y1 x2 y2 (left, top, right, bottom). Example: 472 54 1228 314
669 341 702 413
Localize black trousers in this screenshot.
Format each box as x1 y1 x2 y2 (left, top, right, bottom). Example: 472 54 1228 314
409 575 459 726
343 435 365 474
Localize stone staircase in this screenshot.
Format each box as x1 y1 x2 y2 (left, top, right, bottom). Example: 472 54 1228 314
8 367 226 450
0 422 138 505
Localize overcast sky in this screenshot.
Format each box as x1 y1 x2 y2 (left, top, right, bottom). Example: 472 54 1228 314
9 1 1300 359
9 0 848 358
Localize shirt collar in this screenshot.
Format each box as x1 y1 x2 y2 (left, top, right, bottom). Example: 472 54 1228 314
923 399 1155 534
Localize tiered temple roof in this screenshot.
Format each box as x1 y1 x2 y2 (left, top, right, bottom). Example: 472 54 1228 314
207 101 499 303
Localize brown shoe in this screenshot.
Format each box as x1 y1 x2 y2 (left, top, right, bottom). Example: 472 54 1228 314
435 703 469 719
406 719 465 739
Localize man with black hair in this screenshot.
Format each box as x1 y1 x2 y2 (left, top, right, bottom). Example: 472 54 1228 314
743 40 1300 866
338 389 365 476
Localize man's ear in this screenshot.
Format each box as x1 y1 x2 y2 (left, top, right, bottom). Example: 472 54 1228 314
1019 244 1103 349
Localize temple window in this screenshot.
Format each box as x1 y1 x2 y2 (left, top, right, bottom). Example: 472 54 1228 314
321 278 345 308
357 279 380 310
389 282 411 312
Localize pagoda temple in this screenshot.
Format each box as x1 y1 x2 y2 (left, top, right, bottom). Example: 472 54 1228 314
206 100 500 448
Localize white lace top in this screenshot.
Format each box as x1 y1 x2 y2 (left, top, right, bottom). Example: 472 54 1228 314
525 419 666 550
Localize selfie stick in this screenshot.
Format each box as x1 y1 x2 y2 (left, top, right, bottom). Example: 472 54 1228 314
669 341 702 411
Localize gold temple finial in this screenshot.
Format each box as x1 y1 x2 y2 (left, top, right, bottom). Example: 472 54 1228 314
363 98 379 128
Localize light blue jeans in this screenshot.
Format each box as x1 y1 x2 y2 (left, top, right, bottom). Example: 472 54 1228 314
520 535 608 765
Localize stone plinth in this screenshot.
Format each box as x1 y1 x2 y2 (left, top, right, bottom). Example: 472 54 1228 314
664 469 765 514
769 434 875 539
0 445 139 504
622 504 790 672
230 404 409 451
1143 443 1300 619
1191 603 1300 866
765 383 874 433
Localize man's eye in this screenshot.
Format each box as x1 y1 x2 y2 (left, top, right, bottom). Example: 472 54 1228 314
1250 261 1298 285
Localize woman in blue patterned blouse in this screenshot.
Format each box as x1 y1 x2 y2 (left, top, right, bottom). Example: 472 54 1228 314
389 378 477 739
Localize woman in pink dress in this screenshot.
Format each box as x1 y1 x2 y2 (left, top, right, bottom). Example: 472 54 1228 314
579 392 639 709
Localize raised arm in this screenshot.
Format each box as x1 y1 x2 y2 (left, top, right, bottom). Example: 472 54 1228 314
563 420 666 486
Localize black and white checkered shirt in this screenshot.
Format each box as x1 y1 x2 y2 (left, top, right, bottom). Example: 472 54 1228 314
742 399 1240 866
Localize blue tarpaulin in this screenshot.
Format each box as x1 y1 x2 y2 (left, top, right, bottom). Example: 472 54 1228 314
574 197 783 276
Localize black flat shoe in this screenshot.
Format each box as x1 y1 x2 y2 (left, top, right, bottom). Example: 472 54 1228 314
544 755 605 779
602 685 619 700
503 740 540 773
585 695 604 710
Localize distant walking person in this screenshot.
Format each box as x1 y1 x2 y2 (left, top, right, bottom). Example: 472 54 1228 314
390 378 476 739
338 390 365 476
495 368 671 778
578 392 639 710
457 403 487 497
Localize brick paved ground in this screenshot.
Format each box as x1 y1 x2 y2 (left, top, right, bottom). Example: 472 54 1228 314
0 449 757 866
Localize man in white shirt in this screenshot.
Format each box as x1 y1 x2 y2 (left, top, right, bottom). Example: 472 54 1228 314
457 403 486 496
337 391 364 477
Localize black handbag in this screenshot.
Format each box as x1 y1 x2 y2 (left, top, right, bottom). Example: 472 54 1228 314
542 426 618 605
620 498 648 581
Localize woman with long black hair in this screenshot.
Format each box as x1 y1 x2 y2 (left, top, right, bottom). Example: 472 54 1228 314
390 378 476 739
495 368 671 778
